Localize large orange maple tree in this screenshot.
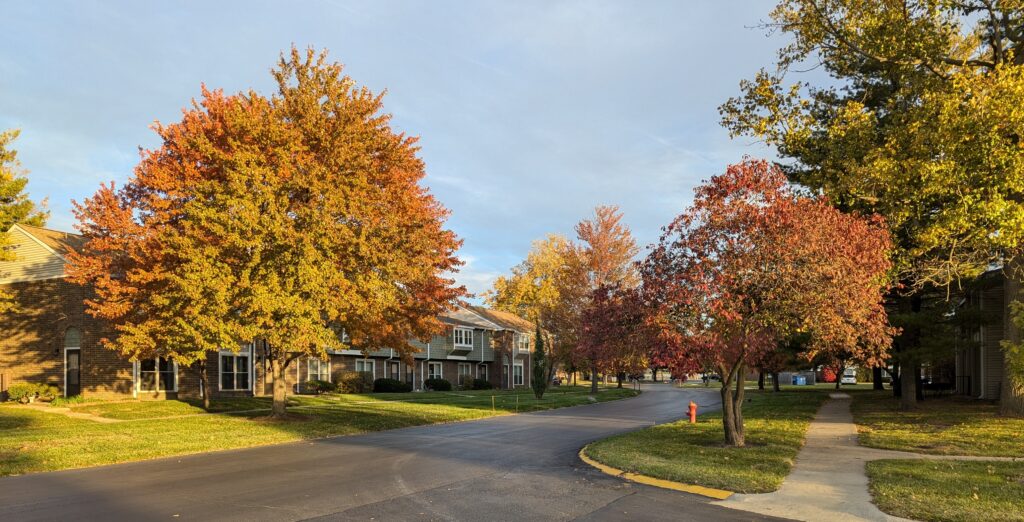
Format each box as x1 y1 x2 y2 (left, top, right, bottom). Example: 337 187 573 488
642 159 894 446
67 47 465 415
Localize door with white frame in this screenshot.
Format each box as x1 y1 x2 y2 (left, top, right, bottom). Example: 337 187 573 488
64 328 82 397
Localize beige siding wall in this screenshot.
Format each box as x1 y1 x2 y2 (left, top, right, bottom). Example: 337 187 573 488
0 227 66 284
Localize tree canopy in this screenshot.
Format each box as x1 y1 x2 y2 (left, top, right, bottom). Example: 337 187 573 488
487 206 640 383
67 47 465 415
721 0 1024 288
642 159 894 446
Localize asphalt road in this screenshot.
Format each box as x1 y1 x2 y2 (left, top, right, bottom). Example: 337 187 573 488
0 383 785 521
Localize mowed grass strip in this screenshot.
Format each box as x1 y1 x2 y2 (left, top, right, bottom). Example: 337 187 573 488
851 391 1024 457
0 386 637 476
867 459 1024 522
584 389 828 493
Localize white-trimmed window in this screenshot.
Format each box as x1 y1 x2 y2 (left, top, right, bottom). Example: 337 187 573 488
220 351 250 391
453 327 473 348
139 357 177 392
458 363 471 384
428 362 443 380
478 364 488 381
355 359 374 375
308 357 330 382
517 333 531 351
513 362 524 386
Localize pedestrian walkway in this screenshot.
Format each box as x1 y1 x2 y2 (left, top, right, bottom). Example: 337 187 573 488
715 393 1019 522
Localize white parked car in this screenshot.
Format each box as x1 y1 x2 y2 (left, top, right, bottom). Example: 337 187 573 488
840 368 858 385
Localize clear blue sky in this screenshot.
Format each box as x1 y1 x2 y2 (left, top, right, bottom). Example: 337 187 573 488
2 1 784 298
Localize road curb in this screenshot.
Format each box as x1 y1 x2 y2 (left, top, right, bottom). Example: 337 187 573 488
578 445 734 500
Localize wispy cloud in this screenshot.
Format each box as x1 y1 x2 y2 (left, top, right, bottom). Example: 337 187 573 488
3 0 790 304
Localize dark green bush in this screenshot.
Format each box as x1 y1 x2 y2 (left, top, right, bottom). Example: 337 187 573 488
373 378 412 393
337 371 374 393
424 378 452 391
304 379 337 394
466 378 492 390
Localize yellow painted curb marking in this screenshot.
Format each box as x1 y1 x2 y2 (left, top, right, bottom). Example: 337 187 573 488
578 446 734 500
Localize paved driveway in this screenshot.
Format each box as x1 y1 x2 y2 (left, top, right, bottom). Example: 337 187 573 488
0 384 785 521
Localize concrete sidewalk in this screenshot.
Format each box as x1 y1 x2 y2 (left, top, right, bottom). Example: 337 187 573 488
716 393 908 522
715 392 1020 522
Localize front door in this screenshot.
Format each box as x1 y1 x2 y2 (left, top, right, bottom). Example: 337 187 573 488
65 349 81 397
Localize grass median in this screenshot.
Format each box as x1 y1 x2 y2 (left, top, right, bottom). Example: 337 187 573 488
0 386 637 476
583 389 829 493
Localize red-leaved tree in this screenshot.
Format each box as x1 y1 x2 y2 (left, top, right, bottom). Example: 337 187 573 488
577 284 654 388
642 158 894 446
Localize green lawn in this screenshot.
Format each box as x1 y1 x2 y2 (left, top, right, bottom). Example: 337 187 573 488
851 391 1024 457
0 386 636 476
850 390 1024 520
867 459 1024 522
583 389 829 493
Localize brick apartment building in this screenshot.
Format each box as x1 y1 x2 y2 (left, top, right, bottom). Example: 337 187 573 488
0 224 534 400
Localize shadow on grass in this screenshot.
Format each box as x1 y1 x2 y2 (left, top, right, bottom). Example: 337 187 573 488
851 390 1024 457
0 387 643 477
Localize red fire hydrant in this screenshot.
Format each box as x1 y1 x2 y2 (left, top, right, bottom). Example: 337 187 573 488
688 401 698 424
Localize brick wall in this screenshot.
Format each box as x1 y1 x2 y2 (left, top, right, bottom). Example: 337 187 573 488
0 279 132 399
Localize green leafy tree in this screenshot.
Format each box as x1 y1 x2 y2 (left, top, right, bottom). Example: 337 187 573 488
0 129 48 312
720 0 1024 412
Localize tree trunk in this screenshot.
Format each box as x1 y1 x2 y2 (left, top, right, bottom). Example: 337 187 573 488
734 365 745 443
757 371 765 390
872 367 884 390
897 293 922 409
271 357 288 418
771 372 780 392
899 361 918 410
199 361 211 410
1000 356 1024 416
1001 263 1024 416
892 365 902 398
590 362 598 395
720 362 746 447
616 371 624 388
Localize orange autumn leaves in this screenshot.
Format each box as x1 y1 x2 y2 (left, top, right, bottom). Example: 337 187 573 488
66 48 465 370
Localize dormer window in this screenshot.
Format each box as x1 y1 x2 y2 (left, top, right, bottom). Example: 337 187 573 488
454 327 473 348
